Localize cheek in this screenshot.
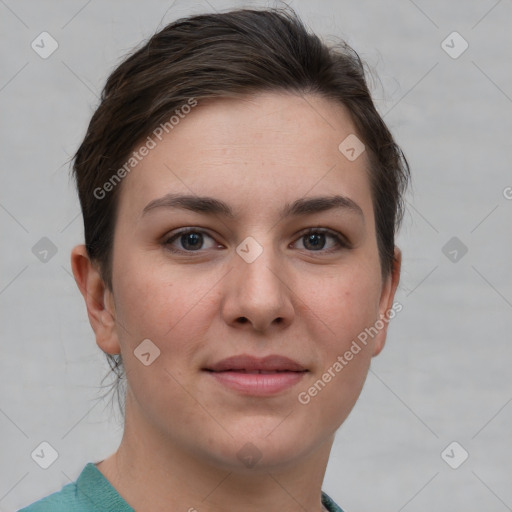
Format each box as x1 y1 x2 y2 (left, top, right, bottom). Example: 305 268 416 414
306 263 382 349
295 271 381 428
111 258 208 411
112 251 220 366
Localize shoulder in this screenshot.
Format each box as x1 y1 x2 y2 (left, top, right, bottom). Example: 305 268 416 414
322 491 345 512
17 480 85 512
17 463 134 512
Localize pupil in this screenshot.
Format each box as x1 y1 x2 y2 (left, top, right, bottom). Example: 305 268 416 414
305 233 325 250
182 232 202 250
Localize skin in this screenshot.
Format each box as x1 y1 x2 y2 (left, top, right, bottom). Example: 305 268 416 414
72 91 401 512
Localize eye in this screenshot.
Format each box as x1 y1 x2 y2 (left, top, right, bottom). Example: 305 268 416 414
163 228 220 253
163 227 350 255
293 228 350 253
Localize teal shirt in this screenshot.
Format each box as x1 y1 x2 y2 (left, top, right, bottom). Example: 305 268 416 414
18 463 344 511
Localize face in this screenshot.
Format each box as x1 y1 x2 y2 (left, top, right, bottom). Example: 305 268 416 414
82 92 400 472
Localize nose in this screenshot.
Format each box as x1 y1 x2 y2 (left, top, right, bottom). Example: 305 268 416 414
220 241 295 333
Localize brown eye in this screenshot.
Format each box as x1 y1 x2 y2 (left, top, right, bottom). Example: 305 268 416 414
294 228 349 253
164 228 218 253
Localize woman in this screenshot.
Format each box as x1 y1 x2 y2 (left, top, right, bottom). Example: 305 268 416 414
19 6 408 512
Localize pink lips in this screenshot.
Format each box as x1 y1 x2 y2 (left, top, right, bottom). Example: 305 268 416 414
204 355 308 396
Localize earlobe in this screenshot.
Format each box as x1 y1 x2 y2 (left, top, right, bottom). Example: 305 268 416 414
372 247 402 357
70 245 121 355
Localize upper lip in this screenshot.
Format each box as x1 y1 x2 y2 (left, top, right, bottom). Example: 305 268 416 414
205 355 307 372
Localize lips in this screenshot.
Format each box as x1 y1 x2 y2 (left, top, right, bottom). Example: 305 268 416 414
205 355 307 373
204 355 308 396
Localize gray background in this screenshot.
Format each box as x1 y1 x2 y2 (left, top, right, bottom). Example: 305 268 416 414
1 0 511 511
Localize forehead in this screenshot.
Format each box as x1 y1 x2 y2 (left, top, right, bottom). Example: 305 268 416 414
117 92 373 223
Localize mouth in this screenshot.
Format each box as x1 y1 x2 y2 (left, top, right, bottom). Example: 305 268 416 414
211 369 298 374
203 355 308 396
205 354 307 373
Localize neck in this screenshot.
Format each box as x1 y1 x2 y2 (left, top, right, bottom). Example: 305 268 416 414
97 394 334 512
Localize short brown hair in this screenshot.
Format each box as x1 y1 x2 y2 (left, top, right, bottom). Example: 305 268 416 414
72 6 409 409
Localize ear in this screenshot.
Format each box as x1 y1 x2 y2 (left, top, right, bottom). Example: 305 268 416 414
71 245 120 355
372 247 402 357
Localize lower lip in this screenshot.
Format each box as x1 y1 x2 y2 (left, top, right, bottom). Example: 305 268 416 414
207 371 306 395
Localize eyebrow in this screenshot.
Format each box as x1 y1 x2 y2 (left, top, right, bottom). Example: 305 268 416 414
142 193 364 221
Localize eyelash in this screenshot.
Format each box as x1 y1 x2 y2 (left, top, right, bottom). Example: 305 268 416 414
163 227 351 255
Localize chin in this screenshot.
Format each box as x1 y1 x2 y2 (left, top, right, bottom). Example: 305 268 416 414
200 419 324 473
